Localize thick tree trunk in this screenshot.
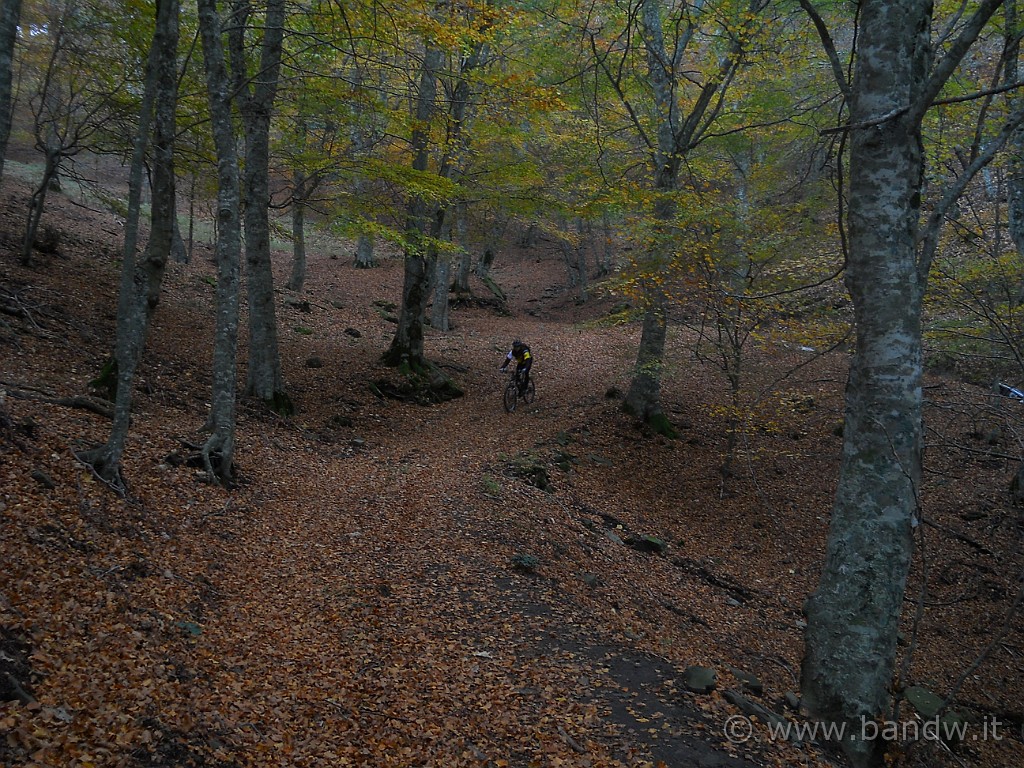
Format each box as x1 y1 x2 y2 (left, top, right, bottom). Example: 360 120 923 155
622 289 673 435
620 0 680 433
354 232 376 268
0 0 22 185
801 3 929 766
198 0 242 485
384 45 442 370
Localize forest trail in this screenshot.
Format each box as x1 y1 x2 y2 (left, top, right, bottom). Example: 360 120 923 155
4 173 1023 767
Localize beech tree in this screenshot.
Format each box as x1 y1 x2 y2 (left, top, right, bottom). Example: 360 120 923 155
0 0 22 185
227 0 289 412
799 2 1018 765
585 0 770 436
197 0 242 484
383 5 494 372
78 0 179 487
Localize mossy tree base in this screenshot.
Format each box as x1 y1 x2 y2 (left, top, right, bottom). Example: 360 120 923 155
621 400 678 439
372 359 464 406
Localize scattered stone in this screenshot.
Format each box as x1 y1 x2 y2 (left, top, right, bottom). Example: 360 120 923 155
629 535 668 555
722 690 793 739
682 665 717 694
726 666 763 696
512 553 539 572
344 327 361 338
904 685 944 718
305 356 323 368
582 572 602 588
30 469 55 489
784 691 801 711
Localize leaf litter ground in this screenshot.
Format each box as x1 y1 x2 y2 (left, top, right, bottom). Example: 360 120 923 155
1 175 1023 768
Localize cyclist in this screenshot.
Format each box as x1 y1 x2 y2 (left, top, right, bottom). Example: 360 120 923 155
500 339 533 394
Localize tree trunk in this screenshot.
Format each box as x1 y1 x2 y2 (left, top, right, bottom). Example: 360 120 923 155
383 46 442 371
229 0 288 410
20 146 59 265
0 0 22 185
451 201 470 295
354 232 376 268
622 288 673 435
597 211 614 277
620 0 681 435
286 170 307 292
431 257 450 331
575 218 589 302
1005 0 1024 254
801 3 928 766
79 0 179 486
197 0 242 485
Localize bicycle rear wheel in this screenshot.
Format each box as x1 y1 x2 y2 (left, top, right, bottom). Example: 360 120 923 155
523 379 535 404
503 381 518 413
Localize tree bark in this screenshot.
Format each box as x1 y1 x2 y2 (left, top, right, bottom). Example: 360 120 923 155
197 0 242 485
229 0 288 410
354 232 375 268
78 0 179 486
1005 0 1024 254
0 0 23 185
801 2 1004 765
384 33 486 367
383 45 443 370
431 257 450 332
286 169 307 292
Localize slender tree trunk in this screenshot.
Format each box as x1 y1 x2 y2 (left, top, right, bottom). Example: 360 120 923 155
229 0 288 410
431 257 450 331
0 0 22 185
598 211 614 277
78 0 179 486
451 201 471 294
20 146 59 265
286 170 307 291
1005 0 1024 253
197 0 242 485
575 218 589 302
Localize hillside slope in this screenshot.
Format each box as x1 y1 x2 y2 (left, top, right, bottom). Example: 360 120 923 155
1 173 1022 768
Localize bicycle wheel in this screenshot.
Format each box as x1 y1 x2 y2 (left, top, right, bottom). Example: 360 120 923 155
503 380 519 413
523 379 536 404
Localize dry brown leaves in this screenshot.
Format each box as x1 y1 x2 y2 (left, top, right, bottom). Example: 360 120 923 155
1 175 1022 768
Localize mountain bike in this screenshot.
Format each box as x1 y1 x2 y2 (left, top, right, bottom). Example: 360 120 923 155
503 368 536 413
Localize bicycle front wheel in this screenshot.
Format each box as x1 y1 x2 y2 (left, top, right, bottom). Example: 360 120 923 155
503 381 519 413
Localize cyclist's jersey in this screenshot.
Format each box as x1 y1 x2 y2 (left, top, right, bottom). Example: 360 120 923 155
507 345 532 366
